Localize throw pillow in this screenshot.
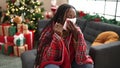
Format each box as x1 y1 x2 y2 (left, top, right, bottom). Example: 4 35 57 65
92 31 119 46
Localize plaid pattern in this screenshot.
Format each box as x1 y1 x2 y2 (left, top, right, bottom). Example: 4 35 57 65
38 25 53 51
75 33 93 64
36 24 93 68
42 34 63 62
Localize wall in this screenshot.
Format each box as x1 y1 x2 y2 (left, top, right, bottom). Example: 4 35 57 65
0 0 68 11
0 0 6 10
38 0 68 11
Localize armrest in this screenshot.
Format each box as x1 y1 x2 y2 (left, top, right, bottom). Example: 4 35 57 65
89 41 120 68
21 49 37 68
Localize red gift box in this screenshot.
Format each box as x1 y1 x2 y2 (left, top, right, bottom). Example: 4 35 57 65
0 36 5 43
7 36 14 43
0 36 14 44
24 31 34 50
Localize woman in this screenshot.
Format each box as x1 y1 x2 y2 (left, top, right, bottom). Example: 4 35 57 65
35 4 94 68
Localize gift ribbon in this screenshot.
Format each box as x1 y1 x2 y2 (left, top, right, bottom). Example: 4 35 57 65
4 42 14 54
2 25 5 36
17 24 23 33
0 25 3 36
1 24 10 36
22 24 28 34
16 44 28 57
0 42 4 45
4 26 10 36
4 36 7 43
20 25 23 33
29 31 33 49
23 24 28 30
4 43 8 54
16 46 19 56
24 44 27 51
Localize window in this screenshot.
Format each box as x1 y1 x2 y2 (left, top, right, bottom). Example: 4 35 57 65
68 0 120 21
116 2 120 20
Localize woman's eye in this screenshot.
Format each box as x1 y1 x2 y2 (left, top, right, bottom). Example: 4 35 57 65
67 15 75 18
67 16 72 18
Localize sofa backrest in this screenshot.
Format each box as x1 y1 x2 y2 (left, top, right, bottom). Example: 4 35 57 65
37 19 120 44
83 21 120 43
76 18 88 32
37 19 50 33
34 19 49 41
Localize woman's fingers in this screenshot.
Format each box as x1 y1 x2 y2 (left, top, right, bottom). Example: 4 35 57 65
53 23 63 36
67 21 76 32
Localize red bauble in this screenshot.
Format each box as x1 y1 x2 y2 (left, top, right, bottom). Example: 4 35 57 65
94 18 101 22
11 0 16 3
79 11 86 18
51 7 57 12
45 12 53 19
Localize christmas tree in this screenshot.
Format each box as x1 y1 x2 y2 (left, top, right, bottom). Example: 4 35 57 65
6 0 45 30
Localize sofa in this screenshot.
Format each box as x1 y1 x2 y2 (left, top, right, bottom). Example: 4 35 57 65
21 18 120 68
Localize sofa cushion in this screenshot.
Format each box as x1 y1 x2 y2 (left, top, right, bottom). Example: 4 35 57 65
92 31 119 46
83 21 120 43
21 49 37 68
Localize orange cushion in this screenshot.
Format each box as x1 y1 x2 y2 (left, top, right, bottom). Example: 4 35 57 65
92 31 119 46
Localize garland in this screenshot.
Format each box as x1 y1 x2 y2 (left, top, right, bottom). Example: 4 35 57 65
78 11 120 26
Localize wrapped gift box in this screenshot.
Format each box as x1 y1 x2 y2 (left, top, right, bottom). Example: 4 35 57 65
14 33 25 46
0 44 2 50
9 25 16 36
23 24 29 34
17 24 29 34
17 24 23 33
0 25 3 36
0 46 1 50
24 31 34 50
0 43 4 50
0 24 10 36
1 42 14 55
14 44 28 57
0 36 14 44
0 36 5 43
7 36 14 43
4 25 10 36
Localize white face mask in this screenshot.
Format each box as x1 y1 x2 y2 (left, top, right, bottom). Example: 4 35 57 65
63 18 77 30
67 18 77 24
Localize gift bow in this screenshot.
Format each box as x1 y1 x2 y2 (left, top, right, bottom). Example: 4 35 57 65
14 34 25 46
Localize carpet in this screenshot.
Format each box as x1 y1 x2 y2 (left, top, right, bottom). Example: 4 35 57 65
0 51 22 68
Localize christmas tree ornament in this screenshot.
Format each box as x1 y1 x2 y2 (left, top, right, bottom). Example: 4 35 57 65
6 0 45 30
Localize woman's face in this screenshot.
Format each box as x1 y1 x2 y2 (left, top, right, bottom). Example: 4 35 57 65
63 8 76 25
66 8 76 19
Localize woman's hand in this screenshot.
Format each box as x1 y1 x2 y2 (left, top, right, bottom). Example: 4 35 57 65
66 20 78 41
53 23 63 36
